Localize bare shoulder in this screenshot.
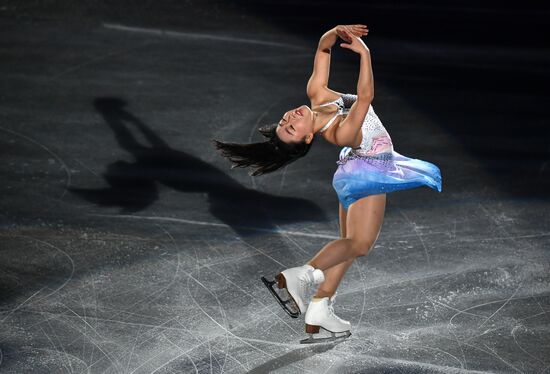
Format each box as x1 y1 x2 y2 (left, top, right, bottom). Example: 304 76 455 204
308 86 344 108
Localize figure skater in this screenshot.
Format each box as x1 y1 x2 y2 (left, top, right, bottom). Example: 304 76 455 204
213 24 442 343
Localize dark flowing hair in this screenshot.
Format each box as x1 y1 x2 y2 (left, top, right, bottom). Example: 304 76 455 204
212 123 314 176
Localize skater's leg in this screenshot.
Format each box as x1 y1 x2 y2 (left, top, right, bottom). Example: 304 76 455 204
314 203 353 298
263 196 385 317
301 198 385 342
314 258 354 298
308 194 386 271
338 202 347 238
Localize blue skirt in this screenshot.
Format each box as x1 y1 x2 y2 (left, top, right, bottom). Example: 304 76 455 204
332 147 442 210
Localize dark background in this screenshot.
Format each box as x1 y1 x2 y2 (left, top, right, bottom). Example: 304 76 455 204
3 0 549 198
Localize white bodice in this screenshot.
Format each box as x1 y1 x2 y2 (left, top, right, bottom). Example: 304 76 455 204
360 105 392 152
318 94 393 154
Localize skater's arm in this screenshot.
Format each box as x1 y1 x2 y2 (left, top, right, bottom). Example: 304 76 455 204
334 36 373 147
306 27 337 102
307 25 368 104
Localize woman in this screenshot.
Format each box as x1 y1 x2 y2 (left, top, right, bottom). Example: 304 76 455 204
213 24 442 343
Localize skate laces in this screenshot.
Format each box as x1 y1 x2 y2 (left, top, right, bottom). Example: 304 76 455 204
328 293 345 322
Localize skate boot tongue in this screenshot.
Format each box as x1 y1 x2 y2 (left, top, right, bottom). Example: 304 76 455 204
301 265 325 284
311 268 325 284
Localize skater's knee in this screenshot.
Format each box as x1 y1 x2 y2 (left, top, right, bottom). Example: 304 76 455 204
349 238 374 257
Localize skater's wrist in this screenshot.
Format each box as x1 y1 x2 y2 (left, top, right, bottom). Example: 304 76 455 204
318 28 338 51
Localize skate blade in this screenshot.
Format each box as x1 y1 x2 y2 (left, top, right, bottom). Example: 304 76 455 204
261 276 300 318
299 331 351 344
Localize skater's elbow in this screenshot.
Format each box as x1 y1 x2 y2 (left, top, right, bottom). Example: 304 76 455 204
357 91 373 104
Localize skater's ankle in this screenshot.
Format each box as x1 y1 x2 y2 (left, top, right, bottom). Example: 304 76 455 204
313 291 333 299
306 261 319 270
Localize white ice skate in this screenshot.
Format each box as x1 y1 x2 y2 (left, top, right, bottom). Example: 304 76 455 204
261 264 325 318
301 293 352 344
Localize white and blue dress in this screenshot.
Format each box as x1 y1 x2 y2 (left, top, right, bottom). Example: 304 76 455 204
318 93 442 210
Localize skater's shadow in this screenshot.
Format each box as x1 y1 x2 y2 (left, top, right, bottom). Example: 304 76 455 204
246 343 338 373
70 97 326 235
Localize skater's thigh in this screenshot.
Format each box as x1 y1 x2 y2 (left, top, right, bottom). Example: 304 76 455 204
345 193 386 244
338 203 347 238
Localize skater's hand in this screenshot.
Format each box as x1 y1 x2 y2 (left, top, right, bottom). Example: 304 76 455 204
335 24 368 43
339 31 370 55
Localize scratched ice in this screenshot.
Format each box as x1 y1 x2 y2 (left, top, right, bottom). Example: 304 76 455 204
1 4 549 373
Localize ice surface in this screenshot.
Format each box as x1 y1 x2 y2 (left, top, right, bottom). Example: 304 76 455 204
1 2 549 373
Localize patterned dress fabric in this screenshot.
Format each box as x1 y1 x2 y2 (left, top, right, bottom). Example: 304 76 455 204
320 94 442 209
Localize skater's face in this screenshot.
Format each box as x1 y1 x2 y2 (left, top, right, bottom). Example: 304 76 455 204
276 105 314 145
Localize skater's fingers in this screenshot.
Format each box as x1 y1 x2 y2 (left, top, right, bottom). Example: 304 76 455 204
338 29 353 42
